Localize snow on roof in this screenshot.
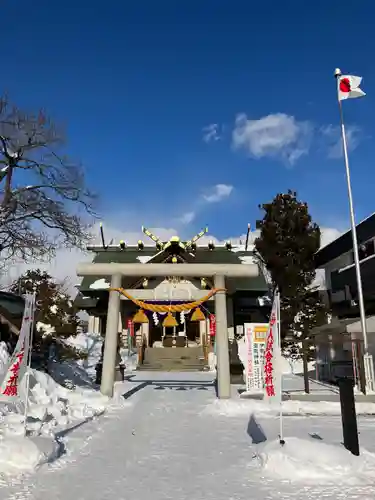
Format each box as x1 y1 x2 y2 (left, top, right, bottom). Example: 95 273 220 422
238 255 256 265
230 244 255 253
89 278 110 290
87 243 256 253
137 255 153 263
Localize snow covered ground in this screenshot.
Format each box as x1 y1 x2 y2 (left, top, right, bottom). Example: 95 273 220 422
0 368 129 477
1 332 374 498
0 335 131 477
0 371 374 499
206 395 375 417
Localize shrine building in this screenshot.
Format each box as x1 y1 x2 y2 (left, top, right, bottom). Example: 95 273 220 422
75 226 270 398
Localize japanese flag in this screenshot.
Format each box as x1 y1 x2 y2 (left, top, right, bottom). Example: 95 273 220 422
338 75 366 101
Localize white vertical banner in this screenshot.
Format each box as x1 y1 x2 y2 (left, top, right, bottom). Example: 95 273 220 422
245 324 254 392
263 290 282 404
245 323 268 392
0 294 35 403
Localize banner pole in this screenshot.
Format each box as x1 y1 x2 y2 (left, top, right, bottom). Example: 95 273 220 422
277 290 284 445
22 293 35 436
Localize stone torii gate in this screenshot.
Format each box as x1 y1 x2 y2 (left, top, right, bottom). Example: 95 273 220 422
76 262 259 399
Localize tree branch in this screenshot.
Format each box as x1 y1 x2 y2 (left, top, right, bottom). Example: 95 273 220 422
0 96 97 264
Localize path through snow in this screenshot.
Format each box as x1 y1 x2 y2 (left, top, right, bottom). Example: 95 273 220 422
1 372 375 500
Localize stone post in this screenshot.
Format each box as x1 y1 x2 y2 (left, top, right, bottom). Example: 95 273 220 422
141 322 149 347
118 310 123 334
214 274 231 399
100 274 122 397
88 315 95 333
94 317 100 334
226 296 234 341
199 319 206 345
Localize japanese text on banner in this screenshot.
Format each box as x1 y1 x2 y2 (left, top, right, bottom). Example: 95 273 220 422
244 323 267 392
263 292 281 403
0 294 34 402
209 314 216 336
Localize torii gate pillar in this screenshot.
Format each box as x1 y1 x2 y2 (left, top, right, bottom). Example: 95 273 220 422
214 274 231 399
100 274 122 397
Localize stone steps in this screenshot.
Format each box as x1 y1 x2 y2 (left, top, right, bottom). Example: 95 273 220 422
137 365 208 372
139 346 208 372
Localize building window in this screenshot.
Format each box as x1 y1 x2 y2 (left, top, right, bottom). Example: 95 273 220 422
358 240 375 261
348 240 375 263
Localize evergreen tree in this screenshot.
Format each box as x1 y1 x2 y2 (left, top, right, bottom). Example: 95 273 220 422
282 290 327 361
10 269 81 366
255 190 328 358
11 269 80 338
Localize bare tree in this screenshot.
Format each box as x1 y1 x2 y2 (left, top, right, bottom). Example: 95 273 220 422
0 96 96 263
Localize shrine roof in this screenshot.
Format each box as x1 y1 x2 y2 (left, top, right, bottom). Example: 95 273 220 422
77 245 264 296
77 222 263 296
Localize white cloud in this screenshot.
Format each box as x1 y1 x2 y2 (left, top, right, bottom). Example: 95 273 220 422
2 223 179 296
4 247 91 295
1 185 240 292
175 184 234 226
320 226 342 247
202 123 221 143
232 113 312 165
204 226 341 249
178 211 196 224
320 124 361 159
1 210 342 300
203 184 234 203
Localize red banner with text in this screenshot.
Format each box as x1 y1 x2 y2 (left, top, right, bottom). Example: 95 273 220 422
127 319 134 337
209 314 216 336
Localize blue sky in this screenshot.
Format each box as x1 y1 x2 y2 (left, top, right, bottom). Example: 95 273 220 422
3 0 375 244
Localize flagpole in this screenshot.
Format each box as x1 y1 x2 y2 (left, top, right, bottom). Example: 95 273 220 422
334 68 374 394
22 293 35 436
277 289 284 445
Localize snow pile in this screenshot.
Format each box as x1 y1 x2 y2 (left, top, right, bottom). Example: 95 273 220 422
208 351 216 371
203 398 375 417
123 350 138 372
64 331 103 381
64 331 138 384
280 356 315 375
66 331 101 353
0 367 116 475
0 435 59 475
0 369 114 437
256 437 375 485
26 369 112 434
0 342 9 377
